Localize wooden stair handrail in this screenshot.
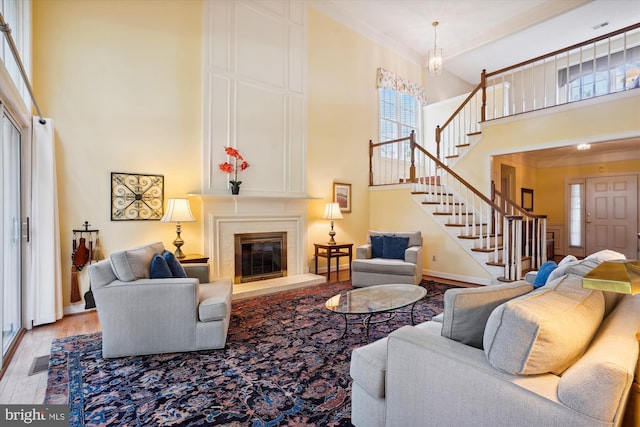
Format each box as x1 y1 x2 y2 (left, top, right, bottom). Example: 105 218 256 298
486 22 640 79
410 137 507 216
434 23 640 160
435 81 484 158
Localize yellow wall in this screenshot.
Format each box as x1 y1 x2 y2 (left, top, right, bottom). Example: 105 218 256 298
306 9 423 269
33 0 203 309
33 0 639 303
369 187 492 283
458 94 640 195
535 159 640 223
33 2 425 305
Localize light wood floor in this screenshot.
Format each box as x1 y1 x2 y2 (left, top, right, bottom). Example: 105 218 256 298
0 311 101 404
0 272 473 405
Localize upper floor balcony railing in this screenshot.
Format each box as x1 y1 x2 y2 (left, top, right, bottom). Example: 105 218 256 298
436 23 640 160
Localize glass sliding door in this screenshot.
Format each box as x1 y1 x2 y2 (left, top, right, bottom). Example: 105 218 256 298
0 109 22 367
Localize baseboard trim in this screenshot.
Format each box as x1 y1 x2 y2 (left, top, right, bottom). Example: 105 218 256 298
424 269 492 286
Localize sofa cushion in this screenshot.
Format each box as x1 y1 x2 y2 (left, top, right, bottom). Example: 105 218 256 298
351 258 417 276
163 250 187 278
545 257 601 286
382 236 409 260
585 249 626 262
533 261 557 288
484 275 605 375
150 254 173 279
541 257 621 316
441 281 533 349
198 279 232 322
557 295 640 421
370 235 384 258
368 230 422 247
110 242 165 282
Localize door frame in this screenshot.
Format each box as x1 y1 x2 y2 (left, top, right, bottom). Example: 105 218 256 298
565 172 640 259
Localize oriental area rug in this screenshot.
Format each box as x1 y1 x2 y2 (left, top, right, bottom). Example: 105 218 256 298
45 280 457 426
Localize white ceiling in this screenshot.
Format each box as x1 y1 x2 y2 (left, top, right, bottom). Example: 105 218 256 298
310 0 640 84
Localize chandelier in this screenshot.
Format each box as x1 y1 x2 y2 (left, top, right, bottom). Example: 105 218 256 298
428 21 443 75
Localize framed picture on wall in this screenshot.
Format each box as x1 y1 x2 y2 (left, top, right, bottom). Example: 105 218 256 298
333 182 351 213
521 188 534 212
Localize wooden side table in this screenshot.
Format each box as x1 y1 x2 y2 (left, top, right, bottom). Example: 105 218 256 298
314 242 353 283
179 254 209 264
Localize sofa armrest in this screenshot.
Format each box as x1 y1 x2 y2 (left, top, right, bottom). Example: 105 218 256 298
524 270 538 284
183 263 210 284
356 244 372 259
383 325 598 427
404 245 422 264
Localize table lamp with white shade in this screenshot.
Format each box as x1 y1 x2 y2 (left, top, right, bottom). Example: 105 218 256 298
161 198 196 258
322 202 343 245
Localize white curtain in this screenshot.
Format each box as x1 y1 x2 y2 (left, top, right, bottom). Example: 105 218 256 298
26 117 63 327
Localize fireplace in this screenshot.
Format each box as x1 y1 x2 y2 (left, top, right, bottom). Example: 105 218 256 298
234 232 288 283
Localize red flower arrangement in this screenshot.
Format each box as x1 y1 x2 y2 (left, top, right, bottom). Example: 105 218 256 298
219 146 249 194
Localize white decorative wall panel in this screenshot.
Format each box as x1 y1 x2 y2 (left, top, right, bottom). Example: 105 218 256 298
209 0 230 71
203 0 306 195
237 4 286 88
289 95 305 193
236 83 286 192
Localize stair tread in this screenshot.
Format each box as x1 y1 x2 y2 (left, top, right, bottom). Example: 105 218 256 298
471 246 503 253
433 211 474 215
458 233 501 240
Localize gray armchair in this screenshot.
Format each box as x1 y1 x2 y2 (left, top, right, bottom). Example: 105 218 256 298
351 231 423 287
88 242 232 358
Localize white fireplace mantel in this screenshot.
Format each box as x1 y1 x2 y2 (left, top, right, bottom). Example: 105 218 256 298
196 193 316 284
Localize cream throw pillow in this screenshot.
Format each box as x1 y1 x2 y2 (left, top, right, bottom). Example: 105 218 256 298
110 242 165 282
483 275 605 375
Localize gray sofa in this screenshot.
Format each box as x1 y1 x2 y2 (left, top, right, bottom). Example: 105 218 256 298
351 231 423 287
88 242 232 358
350 264 640 426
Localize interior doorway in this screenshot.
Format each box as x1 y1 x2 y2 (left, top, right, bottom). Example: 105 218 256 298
500 164 516 202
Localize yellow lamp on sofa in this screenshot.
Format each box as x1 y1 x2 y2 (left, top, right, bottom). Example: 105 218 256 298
581 260 640 295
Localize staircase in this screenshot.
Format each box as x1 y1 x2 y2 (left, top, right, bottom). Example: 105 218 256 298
372 132 546 282
369 23 639 282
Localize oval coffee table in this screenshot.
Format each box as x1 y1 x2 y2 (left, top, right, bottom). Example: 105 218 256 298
325 284 427 340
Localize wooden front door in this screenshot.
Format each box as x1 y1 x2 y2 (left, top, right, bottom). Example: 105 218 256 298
585 175 638 259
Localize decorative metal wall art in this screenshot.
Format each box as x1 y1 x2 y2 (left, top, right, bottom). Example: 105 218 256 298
111 172 164 220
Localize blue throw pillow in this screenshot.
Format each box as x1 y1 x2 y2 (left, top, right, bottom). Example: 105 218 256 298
150 254 173 278
163 250 187 278
370 235 384 258
382 235 409 260
533 260 558 288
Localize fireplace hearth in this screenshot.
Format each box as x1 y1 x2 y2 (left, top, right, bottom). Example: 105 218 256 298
234 232 287 283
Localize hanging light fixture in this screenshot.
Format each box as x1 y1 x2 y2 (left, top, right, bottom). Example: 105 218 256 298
428 21 443 75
